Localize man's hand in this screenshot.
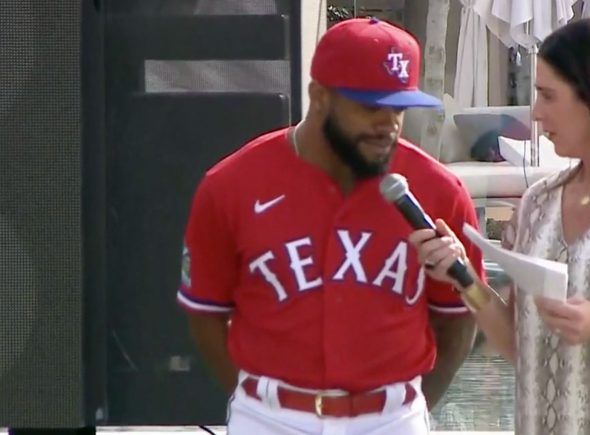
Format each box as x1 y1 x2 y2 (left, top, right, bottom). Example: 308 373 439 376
408 218 469 288
409 222 478 408
410 219 517 364
535 296 590 345
188 313 238 393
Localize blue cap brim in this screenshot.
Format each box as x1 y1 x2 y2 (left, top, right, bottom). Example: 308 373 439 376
337 88 442 109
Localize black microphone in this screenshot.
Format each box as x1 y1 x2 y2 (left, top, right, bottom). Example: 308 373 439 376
379 173 474 289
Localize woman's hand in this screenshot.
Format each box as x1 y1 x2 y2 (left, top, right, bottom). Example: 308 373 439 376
407 218 468 288
535 296 590 345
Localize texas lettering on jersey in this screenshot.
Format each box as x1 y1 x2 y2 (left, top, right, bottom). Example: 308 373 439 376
248 229 425 305
177 129 483 390
181 228 426 307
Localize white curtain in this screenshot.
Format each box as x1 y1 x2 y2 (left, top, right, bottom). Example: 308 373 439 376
454 0 489 107
583 0 590 17
471 0 582 165
473 0 580 49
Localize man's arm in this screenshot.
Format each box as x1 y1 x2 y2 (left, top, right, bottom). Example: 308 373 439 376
421 312 477 410
187 313 238 394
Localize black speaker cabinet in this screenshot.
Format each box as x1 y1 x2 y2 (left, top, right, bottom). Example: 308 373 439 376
0 0 106 428
1 0 300 429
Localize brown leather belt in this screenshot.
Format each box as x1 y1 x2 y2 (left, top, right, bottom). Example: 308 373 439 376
240 377 417 418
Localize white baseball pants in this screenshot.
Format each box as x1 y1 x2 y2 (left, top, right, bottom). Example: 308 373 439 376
226 372 430 435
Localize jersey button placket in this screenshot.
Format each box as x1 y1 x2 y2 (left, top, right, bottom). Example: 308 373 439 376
322 199 351 387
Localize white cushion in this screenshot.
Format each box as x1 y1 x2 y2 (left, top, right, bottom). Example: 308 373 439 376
446 161 555 199
438 94 531 163
499 135 580 169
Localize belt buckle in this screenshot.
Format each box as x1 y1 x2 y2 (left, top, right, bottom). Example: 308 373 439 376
314 393 324 417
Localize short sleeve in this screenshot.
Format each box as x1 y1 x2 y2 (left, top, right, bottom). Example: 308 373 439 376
427 181 486 315
176 177 238 314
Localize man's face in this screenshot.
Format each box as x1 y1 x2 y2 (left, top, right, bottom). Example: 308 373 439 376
322 92 404 179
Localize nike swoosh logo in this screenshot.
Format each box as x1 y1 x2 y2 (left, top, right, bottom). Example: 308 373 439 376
254 195 285 214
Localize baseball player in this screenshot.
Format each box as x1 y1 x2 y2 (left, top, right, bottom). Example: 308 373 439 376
178 18 485 434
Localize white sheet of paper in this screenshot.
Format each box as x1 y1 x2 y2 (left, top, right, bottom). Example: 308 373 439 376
463 223 568 301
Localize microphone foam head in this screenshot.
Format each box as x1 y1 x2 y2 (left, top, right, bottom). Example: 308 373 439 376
379 173 408 203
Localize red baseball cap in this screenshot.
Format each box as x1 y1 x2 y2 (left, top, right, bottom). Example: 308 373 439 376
311 17 441 109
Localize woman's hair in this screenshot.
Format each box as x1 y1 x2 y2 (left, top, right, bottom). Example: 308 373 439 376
538 18 590 188
539 18 590 111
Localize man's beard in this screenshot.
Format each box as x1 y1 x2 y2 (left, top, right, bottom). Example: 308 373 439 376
323 113 396 179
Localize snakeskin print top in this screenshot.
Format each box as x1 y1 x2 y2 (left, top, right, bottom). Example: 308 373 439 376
502 167 590 435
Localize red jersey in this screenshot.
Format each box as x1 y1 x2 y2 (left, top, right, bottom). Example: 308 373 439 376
178 127 485 392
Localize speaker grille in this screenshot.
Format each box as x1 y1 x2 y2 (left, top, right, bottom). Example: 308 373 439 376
0 0 83 426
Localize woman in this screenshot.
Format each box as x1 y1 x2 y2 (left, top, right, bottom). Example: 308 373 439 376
409 18 590 435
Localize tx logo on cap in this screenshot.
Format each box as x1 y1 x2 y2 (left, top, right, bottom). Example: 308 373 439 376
383 48 410 83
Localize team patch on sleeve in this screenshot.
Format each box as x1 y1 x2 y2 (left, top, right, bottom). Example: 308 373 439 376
181 242 191 289
176 241 234 314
